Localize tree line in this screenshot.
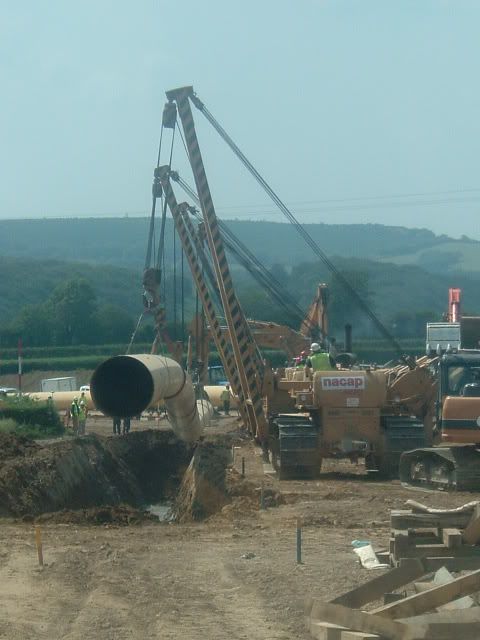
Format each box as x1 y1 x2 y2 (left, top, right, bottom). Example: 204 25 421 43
0 262 442 350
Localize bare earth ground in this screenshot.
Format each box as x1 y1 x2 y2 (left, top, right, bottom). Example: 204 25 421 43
0 415 477 640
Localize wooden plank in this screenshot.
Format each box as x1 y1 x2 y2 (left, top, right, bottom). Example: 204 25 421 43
405 499 477 514
372 567 480 619
340 632 381 640
422 556 480 572
309 603 407 640
308 619 381 640
463 504 480 545
393 543 480 559
400 600 480 637
442 528 463 549
309 619 346 639
391 510 471 530
330 559 425 609
399 608 480 624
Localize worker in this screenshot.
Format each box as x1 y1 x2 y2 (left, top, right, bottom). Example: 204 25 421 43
122 416 131 435
78 399 87 436
112 416 122 435
306 342 335 371
70 397 80 436
79 391 88 413
220 384 231 416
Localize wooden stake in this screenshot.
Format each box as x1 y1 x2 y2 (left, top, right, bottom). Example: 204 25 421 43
34 525 44 567
296 517 302 564
260 482 265 510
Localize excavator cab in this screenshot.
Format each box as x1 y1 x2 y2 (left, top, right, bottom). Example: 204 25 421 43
438 354 480 444
399 353 480 490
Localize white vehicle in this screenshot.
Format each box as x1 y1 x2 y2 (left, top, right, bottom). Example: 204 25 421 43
0 387 19 397
41 377 77 393
79 385 90 392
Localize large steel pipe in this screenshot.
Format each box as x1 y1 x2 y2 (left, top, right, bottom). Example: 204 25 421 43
25 391 94 411
91 354 202 442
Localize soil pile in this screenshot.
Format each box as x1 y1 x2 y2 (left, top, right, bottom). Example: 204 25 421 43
0 432 40 461
0 431 190 519
173 443 230 522
34 504 159 526
218 469 284 518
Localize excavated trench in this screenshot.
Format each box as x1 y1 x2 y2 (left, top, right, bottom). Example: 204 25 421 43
0 431 227 523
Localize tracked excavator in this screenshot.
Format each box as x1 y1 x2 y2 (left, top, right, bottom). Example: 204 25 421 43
399 289 480 490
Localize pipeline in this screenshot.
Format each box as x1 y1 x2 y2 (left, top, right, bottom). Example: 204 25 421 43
91 354 207 442
26 391 94 411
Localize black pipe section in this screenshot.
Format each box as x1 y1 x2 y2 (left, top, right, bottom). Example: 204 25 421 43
91 356 154 418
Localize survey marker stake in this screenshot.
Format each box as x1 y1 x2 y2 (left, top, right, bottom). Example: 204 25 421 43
35 525 44 567
297 518 303 564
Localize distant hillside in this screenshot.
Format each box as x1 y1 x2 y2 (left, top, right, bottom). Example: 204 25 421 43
285 256 480 326
0 256 142 323
2 252 480 341
0 217 478 274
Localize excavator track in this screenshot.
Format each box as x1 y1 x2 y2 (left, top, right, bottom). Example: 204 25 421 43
366 416 426 479
399 446 480 491
270 415 320 480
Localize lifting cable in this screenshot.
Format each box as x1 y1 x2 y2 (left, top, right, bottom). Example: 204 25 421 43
181 247 185 340
190 94 410 364
155 125 176 270
126 312 145 355
171 171 315 332
173 225 177 339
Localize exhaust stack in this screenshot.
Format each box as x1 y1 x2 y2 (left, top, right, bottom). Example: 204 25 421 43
91 354 206 442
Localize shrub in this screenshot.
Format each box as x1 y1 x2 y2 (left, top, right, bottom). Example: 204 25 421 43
0 418 17 433
0 397 64 438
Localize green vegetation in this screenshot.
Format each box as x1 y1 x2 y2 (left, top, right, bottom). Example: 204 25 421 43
0 218 478 274
1 219 480 356
0 397 64 439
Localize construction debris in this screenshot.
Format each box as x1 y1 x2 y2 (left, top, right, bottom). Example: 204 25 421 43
306 562 480 639
390 501 480 570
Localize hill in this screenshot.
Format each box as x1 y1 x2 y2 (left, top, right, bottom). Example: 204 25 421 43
0 256 142 323
2 251 480 345
0 218 479 274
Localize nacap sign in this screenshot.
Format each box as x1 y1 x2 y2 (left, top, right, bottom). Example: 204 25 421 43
321 376 365 391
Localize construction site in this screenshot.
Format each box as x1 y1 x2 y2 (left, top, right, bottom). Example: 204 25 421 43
3 83 480 640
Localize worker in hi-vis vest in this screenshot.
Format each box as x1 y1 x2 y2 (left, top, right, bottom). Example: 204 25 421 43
306 342 336 372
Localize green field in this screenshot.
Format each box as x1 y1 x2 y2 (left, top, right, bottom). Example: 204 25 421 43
0 340 425 375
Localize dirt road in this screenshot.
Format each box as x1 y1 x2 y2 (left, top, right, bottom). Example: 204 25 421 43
0 417 474 639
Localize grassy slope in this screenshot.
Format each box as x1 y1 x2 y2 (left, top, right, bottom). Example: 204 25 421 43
0 217 478 272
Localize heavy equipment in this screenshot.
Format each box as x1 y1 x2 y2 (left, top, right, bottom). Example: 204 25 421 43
399 289 480 490
270 356 436 479
142 86 480 485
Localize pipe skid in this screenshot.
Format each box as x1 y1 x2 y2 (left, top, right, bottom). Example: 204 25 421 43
91 354 202 442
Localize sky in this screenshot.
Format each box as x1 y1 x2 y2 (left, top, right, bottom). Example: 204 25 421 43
1 0 480 239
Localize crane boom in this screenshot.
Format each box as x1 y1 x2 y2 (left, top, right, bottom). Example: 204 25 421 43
157 165 251 430
166 86 269 444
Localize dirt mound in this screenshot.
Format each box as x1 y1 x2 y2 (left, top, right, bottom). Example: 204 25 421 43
173 443 230 522
0 431 190 519
213 469 285 520
33 504 159 526
0 433 40 461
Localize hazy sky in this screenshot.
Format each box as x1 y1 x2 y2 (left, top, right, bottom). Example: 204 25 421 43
1 1 480 239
